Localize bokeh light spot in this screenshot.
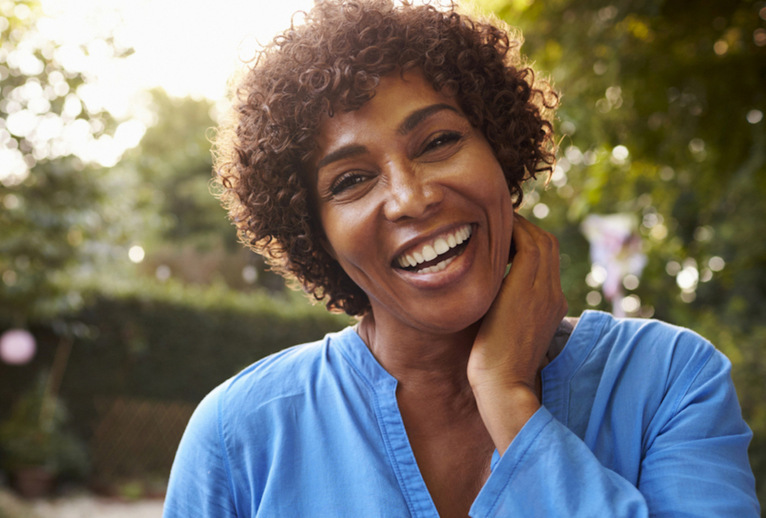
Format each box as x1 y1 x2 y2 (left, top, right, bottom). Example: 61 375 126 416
586 290 603 306
621 294 641 314
532 202 550 219
708 256 725 272
0 329 36 365
128 245 145 263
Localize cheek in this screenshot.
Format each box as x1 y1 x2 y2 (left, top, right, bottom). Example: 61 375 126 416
488 170 515 262
481 166 513 216
320 208 375 272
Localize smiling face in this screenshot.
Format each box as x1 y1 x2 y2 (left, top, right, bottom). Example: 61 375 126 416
312 71 514 336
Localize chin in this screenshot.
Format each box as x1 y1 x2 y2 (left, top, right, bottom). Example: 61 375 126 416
409 295 493 335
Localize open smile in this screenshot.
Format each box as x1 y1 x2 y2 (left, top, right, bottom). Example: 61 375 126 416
394 224 473 274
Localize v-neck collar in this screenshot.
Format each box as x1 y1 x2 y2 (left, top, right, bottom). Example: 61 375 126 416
336 328 439 515
333 311 608 516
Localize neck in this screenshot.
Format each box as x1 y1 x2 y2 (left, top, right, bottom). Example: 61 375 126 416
357 312 480 403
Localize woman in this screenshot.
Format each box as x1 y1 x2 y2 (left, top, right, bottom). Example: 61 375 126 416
164 1 759 516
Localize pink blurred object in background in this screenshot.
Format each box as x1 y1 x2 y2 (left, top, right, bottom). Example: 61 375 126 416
0 329 37 365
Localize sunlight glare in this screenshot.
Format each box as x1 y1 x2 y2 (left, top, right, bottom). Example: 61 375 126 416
38 0 317 101
19 0 316 172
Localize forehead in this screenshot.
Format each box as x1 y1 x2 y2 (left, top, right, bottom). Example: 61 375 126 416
313 70 462 155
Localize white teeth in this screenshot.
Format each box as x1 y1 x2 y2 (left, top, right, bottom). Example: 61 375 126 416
422 245 437 262
395 224 472 271
399 254 414 268
419 256 456 274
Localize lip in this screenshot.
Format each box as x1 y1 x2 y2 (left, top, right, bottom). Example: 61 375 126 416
391 223 477 289
391 223 471 261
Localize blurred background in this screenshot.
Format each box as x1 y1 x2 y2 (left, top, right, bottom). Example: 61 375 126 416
0 0 764 514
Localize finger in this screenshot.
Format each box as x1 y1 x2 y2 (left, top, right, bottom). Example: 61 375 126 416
514 216 561 287
526 226 567 319
510 216 560 283
505 217 540 290
509 217 568 318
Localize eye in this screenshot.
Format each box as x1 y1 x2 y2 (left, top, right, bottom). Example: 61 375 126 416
420 131 463 156
329 171 369 196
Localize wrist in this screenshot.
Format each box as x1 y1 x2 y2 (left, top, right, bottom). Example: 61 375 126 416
471 380 541 455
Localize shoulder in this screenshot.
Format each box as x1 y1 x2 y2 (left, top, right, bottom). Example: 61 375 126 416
576 310 721 368
176 326 357 456
168 326 388 516
551 312 746 449
180 331 331 432
568 311 732 408
210 326 356 411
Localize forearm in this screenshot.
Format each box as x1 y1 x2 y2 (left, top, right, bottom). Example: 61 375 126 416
467 215 567 453
470 380 540 455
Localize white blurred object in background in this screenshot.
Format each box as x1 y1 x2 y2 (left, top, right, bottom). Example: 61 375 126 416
581 214 647 317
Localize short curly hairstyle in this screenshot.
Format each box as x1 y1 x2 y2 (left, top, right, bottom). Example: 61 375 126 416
213 0 558 316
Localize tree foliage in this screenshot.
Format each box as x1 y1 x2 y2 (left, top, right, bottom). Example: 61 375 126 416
482 0 766 503
117 90 232 249
0 0 140 323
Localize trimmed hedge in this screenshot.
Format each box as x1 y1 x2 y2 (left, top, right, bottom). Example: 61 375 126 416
0 279 351 448
67 294 348 405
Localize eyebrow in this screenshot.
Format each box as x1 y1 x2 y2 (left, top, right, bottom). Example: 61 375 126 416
315 103 460 171
316 144 367 171
397 103 460 135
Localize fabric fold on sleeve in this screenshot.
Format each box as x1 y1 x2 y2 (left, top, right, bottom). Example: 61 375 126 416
470 407 648 518
163 384 238 518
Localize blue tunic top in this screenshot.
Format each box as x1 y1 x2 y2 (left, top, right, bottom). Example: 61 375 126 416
163 311 759 516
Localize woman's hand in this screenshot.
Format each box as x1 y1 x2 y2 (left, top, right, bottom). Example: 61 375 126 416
467 214 568 454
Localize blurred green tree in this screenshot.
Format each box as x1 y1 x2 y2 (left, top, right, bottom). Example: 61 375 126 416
0 0 138 323
114 90 286 291
117 90 231 249
480 0 765 503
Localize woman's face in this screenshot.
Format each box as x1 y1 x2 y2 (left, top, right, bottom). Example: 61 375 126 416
311 71 514 335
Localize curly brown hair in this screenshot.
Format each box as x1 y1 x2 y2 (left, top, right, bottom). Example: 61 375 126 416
213 0 558 316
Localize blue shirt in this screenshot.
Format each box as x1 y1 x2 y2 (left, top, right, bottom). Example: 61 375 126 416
164 311 759 516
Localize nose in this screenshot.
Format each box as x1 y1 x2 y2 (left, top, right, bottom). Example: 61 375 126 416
382 162 443 222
